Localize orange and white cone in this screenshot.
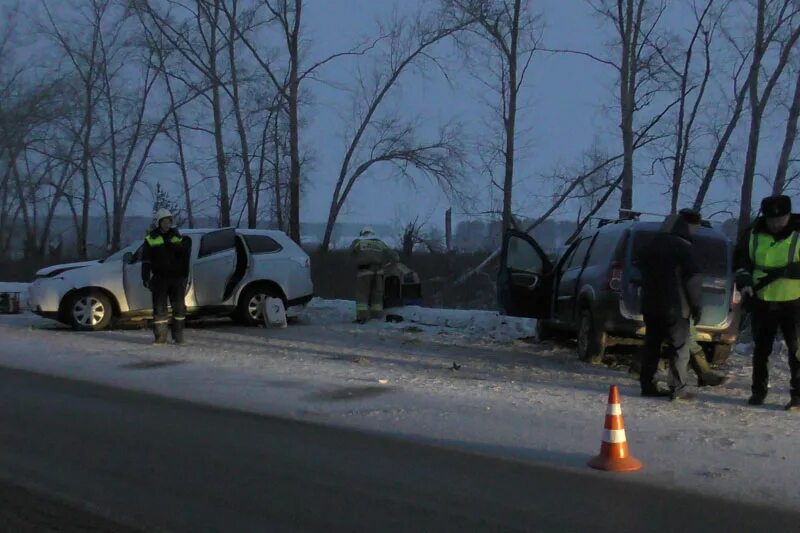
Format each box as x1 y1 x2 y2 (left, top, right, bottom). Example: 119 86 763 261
588 385 643 472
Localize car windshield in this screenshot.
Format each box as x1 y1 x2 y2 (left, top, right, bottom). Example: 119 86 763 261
631 231 729 276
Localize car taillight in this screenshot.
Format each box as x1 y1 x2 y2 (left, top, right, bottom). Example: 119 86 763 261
608 262 623 292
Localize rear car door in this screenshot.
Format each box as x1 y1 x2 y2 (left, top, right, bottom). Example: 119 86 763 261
122 244 152 311
498 229 553 318
193 229 237 307
555 235 595 323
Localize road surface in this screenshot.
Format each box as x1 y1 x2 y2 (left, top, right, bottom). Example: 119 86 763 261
0 365 796 532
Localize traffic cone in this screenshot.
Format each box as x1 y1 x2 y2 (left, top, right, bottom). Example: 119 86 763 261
588 385 643 472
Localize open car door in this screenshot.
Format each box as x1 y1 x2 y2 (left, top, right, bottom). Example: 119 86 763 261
122 244 152 312
498 229 553 318
193 228 237 307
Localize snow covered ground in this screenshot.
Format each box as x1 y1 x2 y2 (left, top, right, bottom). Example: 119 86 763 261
0 298 798 511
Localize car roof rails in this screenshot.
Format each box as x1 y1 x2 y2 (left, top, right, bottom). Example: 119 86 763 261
596 213 640 228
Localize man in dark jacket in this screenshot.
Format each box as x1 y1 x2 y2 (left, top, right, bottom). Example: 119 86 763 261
636 214 704 400
735 195 800 410
142 208 191 344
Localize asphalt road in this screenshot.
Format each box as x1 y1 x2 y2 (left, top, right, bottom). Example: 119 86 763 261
0 366 797 532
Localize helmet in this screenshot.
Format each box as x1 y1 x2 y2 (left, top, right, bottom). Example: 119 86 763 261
359 226 376 238
154 208 173 223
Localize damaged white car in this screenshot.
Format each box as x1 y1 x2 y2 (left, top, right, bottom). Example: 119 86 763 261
28 228 314 330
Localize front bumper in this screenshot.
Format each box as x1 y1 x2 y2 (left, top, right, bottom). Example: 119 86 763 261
27 280 63 315
32 308 60 321
597 292 740 345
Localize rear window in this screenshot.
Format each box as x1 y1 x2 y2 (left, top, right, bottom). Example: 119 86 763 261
244 234 282 254
199 229 235 258
586 230 624 266
631 231 729 276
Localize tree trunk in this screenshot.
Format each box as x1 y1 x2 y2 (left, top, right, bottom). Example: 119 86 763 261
288 0 302 243
209 2 230 227
321 203 338 251
227 3 257 228
693 81 749 210
500 0 521 237
273 109 284 232
618 0 636 215
166 74 194 228
79 95 94 259
773 67 800 194
737 0 766 234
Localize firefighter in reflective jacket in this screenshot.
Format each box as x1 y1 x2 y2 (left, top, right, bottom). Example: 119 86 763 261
142 208 191 344
351 227 399 323
735 195 800 410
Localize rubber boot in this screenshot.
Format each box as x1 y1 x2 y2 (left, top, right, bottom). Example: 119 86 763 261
171 319 185 345
690 349 728 387
153 322 168 345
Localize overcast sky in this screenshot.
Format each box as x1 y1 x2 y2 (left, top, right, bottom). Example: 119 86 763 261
11 0 789 228
298 0 782 227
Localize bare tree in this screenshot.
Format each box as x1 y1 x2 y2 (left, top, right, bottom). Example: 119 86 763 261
773 64 800 194
655 0 720 213
136 0 233 226
229 0 380 242
319 10 470 251
542 1 672 216
737 0 800 230
43 0 110 258
445 0 541 239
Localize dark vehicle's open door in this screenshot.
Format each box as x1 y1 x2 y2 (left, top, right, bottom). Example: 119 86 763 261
498 229 554 318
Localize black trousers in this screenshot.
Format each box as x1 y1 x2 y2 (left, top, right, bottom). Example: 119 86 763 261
751 299 800 399
640 314 691 392
151 276 187 324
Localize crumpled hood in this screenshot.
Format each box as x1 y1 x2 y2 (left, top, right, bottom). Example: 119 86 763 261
36 260 100 278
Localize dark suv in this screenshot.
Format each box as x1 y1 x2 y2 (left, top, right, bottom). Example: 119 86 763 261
498 219 741 364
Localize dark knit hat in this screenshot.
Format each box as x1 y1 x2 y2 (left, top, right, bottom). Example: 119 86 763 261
678 208 702 225
761 195 792 218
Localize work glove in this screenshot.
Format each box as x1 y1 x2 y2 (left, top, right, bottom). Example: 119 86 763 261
143 279 151 290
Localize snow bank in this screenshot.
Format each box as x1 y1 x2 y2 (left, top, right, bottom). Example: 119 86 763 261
299 298 536 343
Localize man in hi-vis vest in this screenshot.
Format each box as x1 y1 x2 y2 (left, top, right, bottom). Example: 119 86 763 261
142 209 191 344
735 195 800 410
351 227 399 323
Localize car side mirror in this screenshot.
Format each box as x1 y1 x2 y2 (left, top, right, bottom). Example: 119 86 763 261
123 252 133 264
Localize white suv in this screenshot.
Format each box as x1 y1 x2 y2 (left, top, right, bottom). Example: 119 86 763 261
28 228 314 330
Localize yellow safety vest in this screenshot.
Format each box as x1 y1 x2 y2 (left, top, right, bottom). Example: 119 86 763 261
750 229 800 302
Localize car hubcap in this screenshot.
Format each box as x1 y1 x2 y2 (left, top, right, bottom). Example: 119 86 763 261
248 294 266 320
74 297 105 326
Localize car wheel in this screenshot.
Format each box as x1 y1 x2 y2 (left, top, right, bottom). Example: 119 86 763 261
67 290 113 331
577 309 606 364
236 285 283 326
704 343 732 367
